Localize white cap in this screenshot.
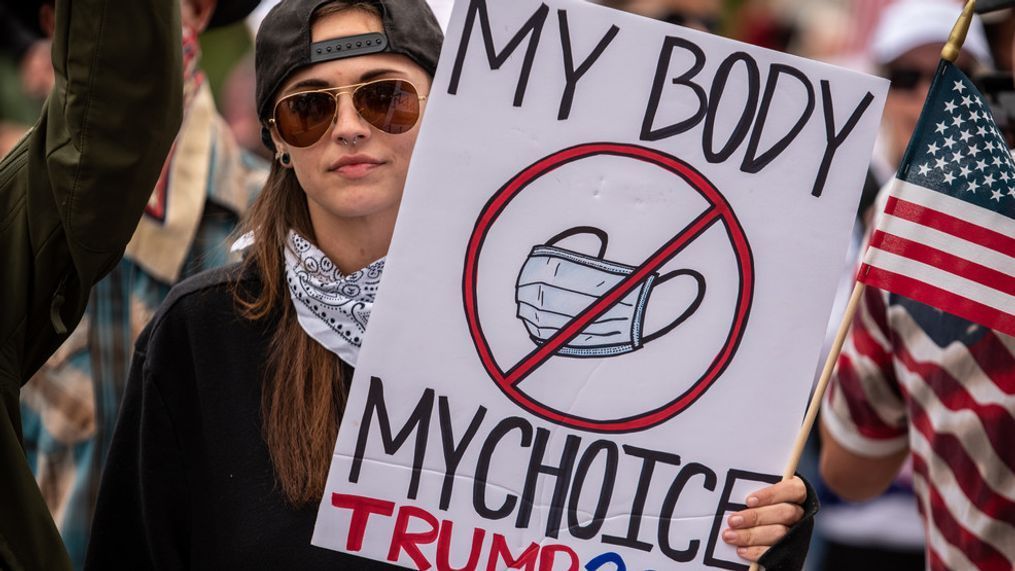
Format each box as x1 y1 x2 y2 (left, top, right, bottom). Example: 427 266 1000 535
870 0 993 67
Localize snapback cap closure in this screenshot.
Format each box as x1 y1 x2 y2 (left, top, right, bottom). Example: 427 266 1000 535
310 32 388 63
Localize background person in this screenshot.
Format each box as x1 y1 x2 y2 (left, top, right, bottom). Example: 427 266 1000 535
0 0 183 568
18 0 267 567
820 1 1015 569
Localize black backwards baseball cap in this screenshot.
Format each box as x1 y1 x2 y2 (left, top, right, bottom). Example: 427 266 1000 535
255 0 443 150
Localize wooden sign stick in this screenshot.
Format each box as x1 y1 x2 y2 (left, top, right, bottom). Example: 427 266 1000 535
747 280 865 571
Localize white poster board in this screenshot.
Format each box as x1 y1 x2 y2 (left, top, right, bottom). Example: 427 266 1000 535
313 0 888 568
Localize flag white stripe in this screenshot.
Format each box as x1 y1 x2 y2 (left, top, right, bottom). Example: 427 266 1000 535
891 180 1015 238
898 361 1015 503
863 248 1015 311
819 399 909 458
912 473 985 571
876 214 1015 276
851 299 911 419
894 309 1015 410
911 430 1015 560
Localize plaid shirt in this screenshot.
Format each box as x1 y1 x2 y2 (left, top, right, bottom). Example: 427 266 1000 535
19 80 267 568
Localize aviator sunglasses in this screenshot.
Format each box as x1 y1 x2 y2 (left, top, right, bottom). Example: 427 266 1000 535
269 78 427 147
887 65 974 92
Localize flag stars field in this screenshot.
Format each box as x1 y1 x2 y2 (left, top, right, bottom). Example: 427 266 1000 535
906 71 1015 207
863 61 1014 333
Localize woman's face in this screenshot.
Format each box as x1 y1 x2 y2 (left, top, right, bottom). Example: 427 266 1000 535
271 9 431 231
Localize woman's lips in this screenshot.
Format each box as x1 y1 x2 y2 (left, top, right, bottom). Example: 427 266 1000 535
330 154 384 178
336 162 381 177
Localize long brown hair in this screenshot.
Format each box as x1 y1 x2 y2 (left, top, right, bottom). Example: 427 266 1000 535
234 163 348 506
233 1 382 506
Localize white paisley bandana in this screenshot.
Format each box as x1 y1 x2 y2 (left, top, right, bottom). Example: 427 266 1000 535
284 230 384 366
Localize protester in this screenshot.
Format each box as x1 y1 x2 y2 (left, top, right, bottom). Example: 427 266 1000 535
86 0 812 568
810 6 995 570
820 1 1015 569
868 0 992 202
17 0 265 567
0 1 54 101
0 2 50 156
221 53 274 159
0 0 183 568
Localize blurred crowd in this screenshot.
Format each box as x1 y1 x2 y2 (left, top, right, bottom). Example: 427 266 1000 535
4 0 1014 159
0 0 1011 570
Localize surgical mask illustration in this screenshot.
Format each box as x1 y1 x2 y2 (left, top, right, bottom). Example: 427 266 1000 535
515 226 706 357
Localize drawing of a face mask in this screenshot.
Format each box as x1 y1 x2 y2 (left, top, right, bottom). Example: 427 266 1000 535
515 226 706 358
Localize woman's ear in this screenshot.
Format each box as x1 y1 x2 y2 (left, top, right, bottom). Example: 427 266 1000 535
265 125 292 168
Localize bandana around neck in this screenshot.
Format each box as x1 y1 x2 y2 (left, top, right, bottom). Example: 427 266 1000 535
284 230 384 366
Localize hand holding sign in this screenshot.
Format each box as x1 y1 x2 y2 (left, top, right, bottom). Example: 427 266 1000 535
722 476 810 564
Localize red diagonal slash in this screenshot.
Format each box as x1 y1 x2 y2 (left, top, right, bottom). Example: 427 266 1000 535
504 205 721 386
462 143 754 432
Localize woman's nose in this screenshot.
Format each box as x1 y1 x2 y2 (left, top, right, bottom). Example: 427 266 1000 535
329 92 371 147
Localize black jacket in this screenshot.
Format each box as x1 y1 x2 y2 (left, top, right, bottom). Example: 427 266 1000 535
85 265 396 570
0 0 182 568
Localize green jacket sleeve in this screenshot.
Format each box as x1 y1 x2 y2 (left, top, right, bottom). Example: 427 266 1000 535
0 0 183 568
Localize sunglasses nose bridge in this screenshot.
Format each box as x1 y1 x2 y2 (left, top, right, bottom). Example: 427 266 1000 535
329 87 373 142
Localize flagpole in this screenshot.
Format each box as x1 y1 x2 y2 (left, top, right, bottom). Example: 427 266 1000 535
747 3 976 569
742 281 864 571
941 0 976 63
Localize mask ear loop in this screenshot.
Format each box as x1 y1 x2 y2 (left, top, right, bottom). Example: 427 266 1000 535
641 268 706 344
545 226 609 259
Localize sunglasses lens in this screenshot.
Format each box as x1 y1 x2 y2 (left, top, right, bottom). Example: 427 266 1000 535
276 91 336 147
888 68 927 91
354 80 421 134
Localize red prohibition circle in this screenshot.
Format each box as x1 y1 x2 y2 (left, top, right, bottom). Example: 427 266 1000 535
462 143 754 433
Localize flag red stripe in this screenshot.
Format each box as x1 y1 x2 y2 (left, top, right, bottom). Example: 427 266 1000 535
859 265 1015 337
967 332 1015 395
863 281 891 338
850 303 894 371
834 355 907 439
908 396 1015 521
869 231 1015 296
927 546 948 571
845 293 904 400
884 196 1015 258
912 454 1012 570
897 343 1015 472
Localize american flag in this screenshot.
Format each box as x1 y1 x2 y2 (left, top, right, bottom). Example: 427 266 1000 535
858 60 1015 336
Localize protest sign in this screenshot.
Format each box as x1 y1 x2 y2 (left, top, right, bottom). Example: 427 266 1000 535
312 0 888 568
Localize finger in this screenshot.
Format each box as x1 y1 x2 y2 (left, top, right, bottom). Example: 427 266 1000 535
734 545 769 563
744 476 806 508
721 523 790 547
727 503 805 529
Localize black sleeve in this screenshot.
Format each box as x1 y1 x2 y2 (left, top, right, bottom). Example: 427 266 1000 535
756 474 820 571
85 336 190 570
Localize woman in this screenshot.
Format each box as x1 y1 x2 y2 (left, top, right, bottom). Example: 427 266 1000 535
85 0 813 568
